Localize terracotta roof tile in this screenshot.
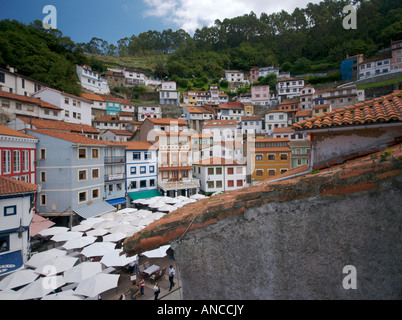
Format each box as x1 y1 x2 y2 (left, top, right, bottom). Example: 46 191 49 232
292 91 402 131
29 129 107 145
0 176 38 196
81 93 105 102
147 118 188 126
0 91 62 110
18 117 99 134
0 125 37 139
121 141 157 150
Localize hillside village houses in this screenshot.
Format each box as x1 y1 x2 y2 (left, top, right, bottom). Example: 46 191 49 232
76 65 110 95
1 35 401 276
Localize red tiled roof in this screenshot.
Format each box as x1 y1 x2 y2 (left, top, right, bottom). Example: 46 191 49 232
292 92 402 131
273 127 295 133
0 125 37 139
29 129 107 145
242 116 262 121
184 106 214 114
105 129 134 136
147 118 188 126
18 117 99 134
296 110 313 118
121 141 157 150
0 91 62 110
81 93 105 102
0 176 38 196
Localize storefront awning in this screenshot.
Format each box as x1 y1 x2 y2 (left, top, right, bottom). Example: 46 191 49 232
128 189 162 201
0 251 23 276
73 201 116 220
106 198 127 206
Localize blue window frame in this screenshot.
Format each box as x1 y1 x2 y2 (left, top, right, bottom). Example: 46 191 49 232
150 166 155 173
140 166 146 174
140 180 147 188
133 152 141 160
130 167 136 174
145 152 152 160
4 206 16 217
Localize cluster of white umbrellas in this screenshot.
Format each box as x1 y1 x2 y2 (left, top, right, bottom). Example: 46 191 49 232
0 195 208 300
133 194 207 211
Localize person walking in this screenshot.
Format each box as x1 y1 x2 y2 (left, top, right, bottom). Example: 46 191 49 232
154 282 160 300
168 265 176 291
140 279 145 296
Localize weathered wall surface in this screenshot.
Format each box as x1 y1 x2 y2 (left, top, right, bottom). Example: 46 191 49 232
173 183 402 300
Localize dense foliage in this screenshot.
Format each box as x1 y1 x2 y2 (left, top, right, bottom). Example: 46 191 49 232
0 0 401 94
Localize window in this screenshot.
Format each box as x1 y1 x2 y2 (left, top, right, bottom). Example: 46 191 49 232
130 167 136 175
216 181 223 188
216 167 222 175
92 169 99 179
4 206 16 217
237 180 243 187
13 150 20 173
236 167 243 175
92 189 100 200
78 191 87 203
227 168 234 175
140 180 147 188
150 179 155 187
256 155 263 161
150 166 155 173
40 194 47 206
256 170 263 177
133 152 141 160
78 148 87 159
2 150 11 174
144 152 152 160
268 154 275 161
65 110 70 118
92 149 99 159
281 169 288 174
130 181 137 189
0 235 9 252
0 72 4 83
228 180 234 187
40 172 46 183
269 169 276 176
65 97 69 105
116 183 122 191
281 154 288 161
22 150 29 172
208 168 214 175
78 170 87 181
208 181 214 189
140 166 146 174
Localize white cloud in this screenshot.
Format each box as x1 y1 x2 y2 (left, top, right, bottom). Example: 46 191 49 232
142 0 322 33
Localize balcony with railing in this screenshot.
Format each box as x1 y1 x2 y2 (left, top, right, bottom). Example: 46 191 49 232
104 173 126 182
104 156 126 164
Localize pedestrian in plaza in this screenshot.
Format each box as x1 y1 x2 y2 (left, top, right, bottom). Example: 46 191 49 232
140 278 145 296
154 282 160 300
168 265 176 291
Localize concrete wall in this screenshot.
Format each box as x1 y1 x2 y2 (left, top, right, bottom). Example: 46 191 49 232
173 184 402 300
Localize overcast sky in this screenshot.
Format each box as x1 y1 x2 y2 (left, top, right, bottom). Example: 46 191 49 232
1 0 323 44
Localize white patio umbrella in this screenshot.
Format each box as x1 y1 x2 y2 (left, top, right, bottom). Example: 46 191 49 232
38 227 69 237
0 289 22 300
148 201 166 209
0 269 39 291
92 220 120 230
19 276 66 300
61 236 97 251
116 208 138 214
153 212 167 220
190 194 207 200
63 262 103 283
133 199 153 205
100 250 137 268
134 209 153 218
71 224 93 232
142 245 171 259
42 290 85 300
132 217 155 227
102 232 128 243
73 273 120 298
101 212 122 221
80 242 116 258
34 256 79 276
109 224 141 236
86 228 109 237
158 205 177 213
25 248 67 269
80 217 105 227
51 231 83 243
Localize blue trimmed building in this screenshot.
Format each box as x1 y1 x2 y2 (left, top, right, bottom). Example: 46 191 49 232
123 142 160 202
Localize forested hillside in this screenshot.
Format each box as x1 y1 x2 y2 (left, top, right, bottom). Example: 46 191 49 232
0 0 401 95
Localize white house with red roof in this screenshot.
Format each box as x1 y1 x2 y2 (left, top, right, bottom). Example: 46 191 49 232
0 176 38 276
0 125 38 185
